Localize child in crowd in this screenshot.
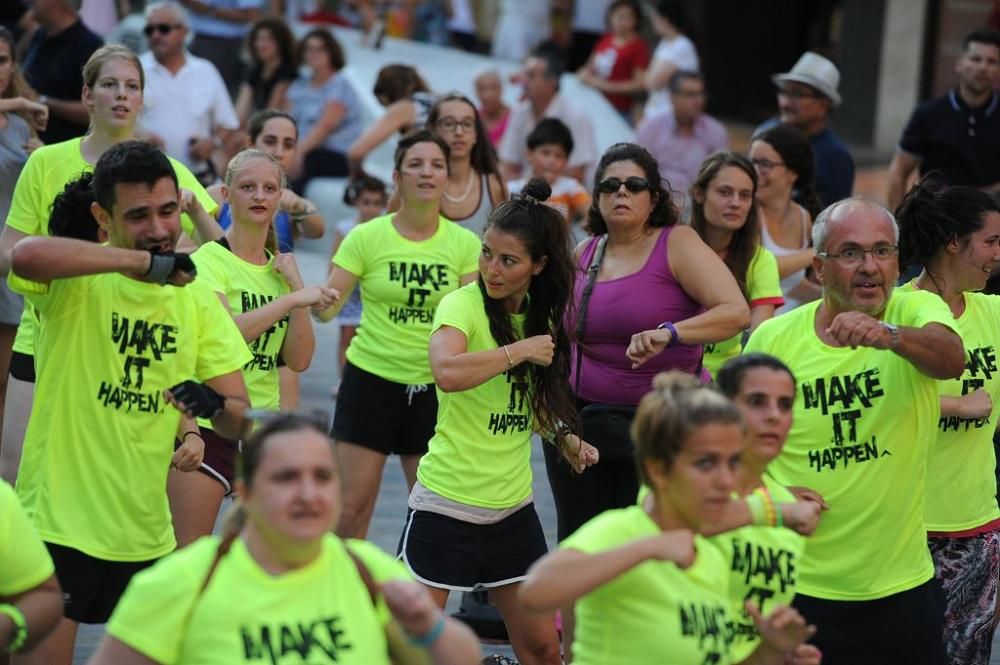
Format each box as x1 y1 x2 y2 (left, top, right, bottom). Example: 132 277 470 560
328 175 388 397
508 118 590 226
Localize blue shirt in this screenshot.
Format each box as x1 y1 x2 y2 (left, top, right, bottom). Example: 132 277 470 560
187 0 264 39
218 204 295 253
286 73 363 154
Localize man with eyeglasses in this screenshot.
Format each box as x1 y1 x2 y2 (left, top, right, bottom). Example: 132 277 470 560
138 0 238 186
635 70 727 207
887 29 1000 211
21 0 103 144
744 198 964 664
758 52 855 209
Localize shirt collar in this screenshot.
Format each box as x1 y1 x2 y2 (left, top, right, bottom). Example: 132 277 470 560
949 88 998 116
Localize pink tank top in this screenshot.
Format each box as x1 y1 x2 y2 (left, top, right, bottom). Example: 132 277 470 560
569 226 704 405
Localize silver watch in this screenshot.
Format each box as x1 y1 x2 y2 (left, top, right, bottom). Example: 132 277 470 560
882 322 901 350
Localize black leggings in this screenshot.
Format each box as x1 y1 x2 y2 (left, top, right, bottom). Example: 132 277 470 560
292 147 349 194
542 397 640 541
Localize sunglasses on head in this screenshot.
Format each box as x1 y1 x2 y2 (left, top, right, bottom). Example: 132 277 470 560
597 176 651 194
144 23 180 37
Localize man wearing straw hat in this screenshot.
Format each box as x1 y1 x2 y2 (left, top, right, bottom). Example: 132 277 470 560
759 51 855 209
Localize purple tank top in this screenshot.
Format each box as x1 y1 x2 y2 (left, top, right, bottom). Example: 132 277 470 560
569 226 704 405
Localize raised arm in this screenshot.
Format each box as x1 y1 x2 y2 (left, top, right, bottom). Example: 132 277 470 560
347 101 415 175
826 314 965 380
11 236 173 284
428 324 553 393
886 151 920 212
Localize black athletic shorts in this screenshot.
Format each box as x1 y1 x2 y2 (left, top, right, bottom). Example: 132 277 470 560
46 542 156 624
332 361 437 456
175 429 239 495
792 577 946 665
398 504 548 591
9 351 34 383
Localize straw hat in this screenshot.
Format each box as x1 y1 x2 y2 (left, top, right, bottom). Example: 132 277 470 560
772 52 842 107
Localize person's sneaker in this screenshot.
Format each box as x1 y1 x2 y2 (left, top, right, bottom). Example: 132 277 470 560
480 656 519 665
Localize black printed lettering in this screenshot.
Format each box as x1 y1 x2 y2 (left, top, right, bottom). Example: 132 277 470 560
388 262 450 291
240 617 352 665
97 381 162 414
110 314 179 360
801 368 884 415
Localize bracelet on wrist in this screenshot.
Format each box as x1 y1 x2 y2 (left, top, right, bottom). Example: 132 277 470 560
407 615 445 648
502 345 514 368
656 321 679 347
0 603 27 654
181 431 201 443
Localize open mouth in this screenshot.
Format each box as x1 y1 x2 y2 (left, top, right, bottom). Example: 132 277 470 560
854 280 881 292
250 205 269 213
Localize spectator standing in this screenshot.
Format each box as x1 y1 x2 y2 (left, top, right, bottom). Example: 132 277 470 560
139 1 239 185
743 198 965 665
283 29 362 191
758 52 854 209
21 0 102 144
491 0 550 62
635 71 727 205
498 48 597 183
178 0 263 98
234 17 297 128
565 0 612 71
887 29 1000 210
576 0 650 123
643 0 698 118
475 69 510 148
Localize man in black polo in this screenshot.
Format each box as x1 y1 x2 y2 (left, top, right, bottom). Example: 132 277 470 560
22 0 103 143
887 29 1000 210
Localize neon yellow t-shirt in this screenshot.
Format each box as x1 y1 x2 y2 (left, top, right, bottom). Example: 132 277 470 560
333 214 479 384
898 283 1000 532
107 534 409 665
193 240 290 415
417 283 533 509
704 247 784 378
8 272 250 561
743 291 956 600
0 479 54 596
709 476 804 662
6 137 216 356
562 506 734 665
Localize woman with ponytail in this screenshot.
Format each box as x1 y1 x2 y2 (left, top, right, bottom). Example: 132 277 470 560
91 414 481 665
896 178 1000 665
521 371 815 665
400 178 598 665
168 149 336 547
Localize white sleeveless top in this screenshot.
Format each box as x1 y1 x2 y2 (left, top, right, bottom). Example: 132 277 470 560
760 205 809 314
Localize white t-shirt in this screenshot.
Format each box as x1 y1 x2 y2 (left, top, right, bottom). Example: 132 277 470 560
498 94 597 175
448 0 476 33
138 51 239 174
572 0 613 33
645 35 699 117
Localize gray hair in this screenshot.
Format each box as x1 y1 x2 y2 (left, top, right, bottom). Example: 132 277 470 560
812 197 899 253
144 0 188 27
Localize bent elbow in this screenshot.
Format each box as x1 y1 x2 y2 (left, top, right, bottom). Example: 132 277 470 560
10 239 42 280
285 356 311 373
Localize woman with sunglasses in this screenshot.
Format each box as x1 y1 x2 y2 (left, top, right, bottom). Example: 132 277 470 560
0 44 220 484
91 413 481 665
689 152 784 379
896 180 1000 665
543 142 748 544
400 178 597 665
750 124 822 313
388 94 507 237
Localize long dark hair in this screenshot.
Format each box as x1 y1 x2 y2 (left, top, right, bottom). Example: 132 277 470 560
690 151 760 300
587 142 678 235
298 29 345 71
715 353 797 399
751 124 821 218
373 64 430 103
426 93 500 177
896 175 1000 273
480 178 579 439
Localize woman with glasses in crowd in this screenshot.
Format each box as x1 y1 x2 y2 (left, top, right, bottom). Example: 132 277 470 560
388 94 507 236
90 413 481 665
750 124 822 313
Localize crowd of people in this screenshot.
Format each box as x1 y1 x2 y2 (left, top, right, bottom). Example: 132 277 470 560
1 1 1000 665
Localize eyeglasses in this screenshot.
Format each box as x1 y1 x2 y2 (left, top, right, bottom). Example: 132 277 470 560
597 176 651 194
776 87 823 100
144 23 182 37
818 245 899 265
436 118 476 133
750 158 785 172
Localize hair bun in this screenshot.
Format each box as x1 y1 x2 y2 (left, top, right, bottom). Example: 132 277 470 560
521 177 552 203
651 370 702 393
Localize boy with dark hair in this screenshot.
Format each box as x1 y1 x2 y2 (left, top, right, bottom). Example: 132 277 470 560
508 118 591 225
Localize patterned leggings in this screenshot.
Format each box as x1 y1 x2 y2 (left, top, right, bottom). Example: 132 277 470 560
929 531 1000 665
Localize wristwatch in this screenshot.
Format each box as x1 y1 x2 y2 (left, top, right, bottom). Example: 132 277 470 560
882 322 901 350
656 321 679 347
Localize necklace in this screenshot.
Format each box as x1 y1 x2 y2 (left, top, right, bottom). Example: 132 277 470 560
442 170 475 203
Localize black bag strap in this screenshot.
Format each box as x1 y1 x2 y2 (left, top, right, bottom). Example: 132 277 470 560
574 235 608 394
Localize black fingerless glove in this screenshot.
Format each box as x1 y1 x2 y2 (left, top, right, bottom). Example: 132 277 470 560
168 380 224 418
146 251 197 284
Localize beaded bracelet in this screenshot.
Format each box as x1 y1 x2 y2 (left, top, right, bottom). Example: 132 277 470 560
0 603 27 653
408 615 445 648
753 486 778 527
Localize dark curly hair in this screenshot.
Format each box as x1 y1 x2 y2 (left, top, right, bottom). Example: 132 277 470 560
587 143 679 235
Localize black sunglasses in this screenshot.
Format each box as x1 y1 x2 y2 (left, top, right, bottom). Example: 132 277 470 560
597 176 651 194
144 23 181 37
